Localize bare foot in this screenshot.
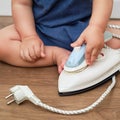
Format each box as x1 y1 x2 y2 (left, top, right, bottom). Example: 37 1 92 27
53 47 71 74
106 38 120 49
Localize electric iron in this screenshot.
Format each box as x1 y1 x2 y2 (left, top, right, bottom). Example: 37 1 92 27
58 31 120 96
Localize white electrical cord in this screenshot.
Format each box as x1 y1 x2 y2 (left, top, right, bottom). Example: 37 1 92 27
37 76 116 115
108 24 120 39
108 24 120 29
112 33 120 39
5 76 116 115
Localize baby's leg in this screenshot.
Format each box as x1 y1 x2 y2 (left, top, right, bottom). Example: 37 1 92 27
106 37 120 49
0 25 70 73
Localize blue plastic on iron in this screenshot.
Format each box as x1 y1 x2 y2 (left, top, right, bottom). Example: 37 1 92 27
65 44 86 68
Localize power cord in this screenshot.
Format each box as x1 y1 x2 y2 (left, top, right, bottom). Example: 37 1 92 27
108 24 120 39
5 76 116 115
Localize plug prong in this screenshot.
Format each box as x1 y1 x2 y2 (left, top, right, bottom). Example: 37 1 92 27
5 93 13 99
7 99 15 105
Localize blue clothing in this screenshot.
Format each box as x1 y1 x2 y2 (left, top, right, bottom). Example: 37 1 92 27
33 0 92 51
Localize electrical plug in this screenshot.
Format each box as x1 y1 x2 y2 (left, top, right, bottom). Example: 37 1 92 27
5 85 41 105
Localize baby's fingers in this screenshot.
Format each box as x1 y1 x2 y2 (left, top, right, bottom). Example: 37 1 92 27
71 35 84 47
33 45 41 58
20 49 34 62
39 43 45 57
32 43 45 60
85 46 92 65
91 49 100 64
29 46 38 60
85 47 100 65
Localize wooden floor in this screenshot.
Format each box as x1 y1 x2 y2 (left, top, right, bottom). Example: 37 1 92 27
0 17 120 120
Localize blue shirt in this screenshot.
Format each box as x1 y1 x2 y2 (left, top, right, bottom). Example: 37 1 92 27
33 0 92 51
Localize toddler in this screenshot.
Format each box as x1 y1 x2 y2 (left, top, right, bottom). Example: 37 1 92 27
0 0 119 73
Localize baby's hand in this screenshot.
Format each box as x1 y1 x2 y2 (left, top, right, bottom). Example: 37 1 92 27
71 25 104 65
20 35 45 62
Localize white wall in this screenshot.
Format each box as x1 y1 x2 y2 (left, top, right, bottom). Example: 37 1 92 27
0 0 11 16
111 0 120 19
0 0 120 18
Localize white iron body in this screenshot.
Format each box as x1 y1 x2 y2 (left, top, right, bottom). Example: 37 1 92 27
58 48 120 95
58 31 120 96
